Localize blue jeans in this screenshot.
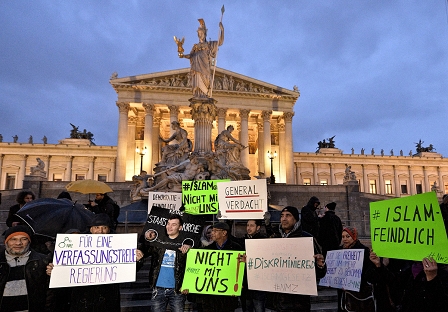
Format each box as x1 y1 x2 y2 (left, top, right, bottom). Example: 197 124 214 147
150 287 185 312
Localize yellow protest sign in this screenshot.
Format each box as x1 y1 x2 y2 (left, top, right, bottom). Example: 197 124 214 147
370 192 448 263
182 180 228 214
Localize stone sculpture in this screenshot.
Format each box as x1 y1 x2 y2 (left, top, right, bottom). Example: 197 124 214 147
42 136 47 144
343 165 357 182
30 157 46 177
12 135 18 143
158 121 192 167
28 135 33 144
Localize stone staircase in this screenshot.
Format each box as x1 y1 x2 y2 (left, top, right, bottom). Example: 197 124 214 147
119 264 338 312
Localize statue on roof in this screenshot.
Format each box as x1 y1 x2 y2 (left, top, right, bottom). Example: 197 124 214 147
177 8 225 99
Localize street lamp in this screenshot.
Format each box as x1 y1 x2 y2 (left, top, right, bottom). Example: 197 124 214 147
267 150 277 184
136 146 147 172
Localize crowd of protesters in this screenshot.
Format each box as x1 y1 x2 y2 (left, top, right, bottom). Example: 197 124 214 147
2 193 448 312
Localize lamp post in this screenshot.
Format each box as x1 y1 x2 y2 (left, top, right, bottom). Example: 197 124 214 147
267 150 277 184
135 146 147 172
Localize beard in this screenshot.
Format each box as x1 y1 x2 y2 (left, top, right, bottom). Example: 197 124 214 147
6 243 30 256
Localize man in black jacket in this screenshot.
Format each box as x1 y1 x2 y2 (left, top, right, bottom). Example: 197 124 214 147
267 206 326 312
300 196 320 238
88 193 115 225
0 225 49 311
318 202 343 257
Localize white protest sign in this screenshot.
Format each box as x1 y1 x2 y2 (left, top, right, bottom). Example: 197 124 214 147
148 191 182 213
50 233 138 288
318 249 364 291
217 179 267 219
245 237 317 296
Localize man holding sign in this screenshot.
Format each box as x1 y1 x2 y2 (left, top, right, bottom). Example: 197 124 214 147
137 214 190 312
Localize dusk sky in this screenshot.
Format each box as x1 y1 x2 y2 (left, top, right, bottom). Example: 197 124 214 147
1 1 447 156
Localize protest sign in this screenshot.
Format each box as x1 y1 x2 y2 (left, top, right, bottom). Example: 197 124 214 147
142 206 205 250
181 249 245 296
49 233 137 288
245 238 317 296
182 180 228 215
217 179 268 220
318 249 364 291
370 192 448 264
147 191 182 214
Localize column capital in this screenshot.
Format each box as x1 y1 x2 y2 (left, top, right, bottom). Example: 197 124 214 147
42 155 51 161
261 110 272 121
239 109 250 119
257 122 263 131
19 155 28 160
278 123 285 132
283 112 295 122
65 156 74 161
168 105 180 116
128 116 138 125
116 102 130 113
88 156 96 162
217 108 227 118
142 103 155 115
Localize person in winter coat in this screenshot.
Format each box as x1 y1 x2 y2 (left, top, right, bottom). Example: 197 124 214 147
6 191 35 227
300 196 320 238
317 202 342 257
266 206 326 312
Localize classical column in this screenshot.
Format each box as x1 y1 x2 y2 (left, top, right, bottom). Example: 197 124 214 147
115 102 130 182
283 112 295 184
393 165 400 196
362 164 368 192
278 122 286 183
152 117 162 170
312 163 318 185
0 154 3 189
190 98 217 154
217 108 227 133
262 111 272 177
43 155 51 181
257 122 265 176
18 155 27 189
438 166 444 193
239 109 250 169
377 165 384 195
329 163 334 185
423 166 429 192
408 166 415 195
168 105 179 137
109 157 116 182
88 157 95 180
127 117 137 177
65 156 73 181
142 103 154 171
295 162 301 185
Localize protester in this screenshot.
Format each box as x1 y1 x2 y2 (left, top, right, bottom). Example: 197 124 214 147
200 225 213 247
6 190 35 227
317 202 342 257
46 214 121 312
338 226 375 312
57 191 72 201
266 207 326 312
195 222 244 312
136 214 190 312
300 196 320 238
0 225 49 311
87 193 115 227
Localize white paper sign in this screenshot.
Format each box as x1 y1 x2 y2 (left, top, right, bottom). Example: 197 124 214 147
50 233 138 288
217 179 267 219
148 191 182 213
245 237 317 296
318 249 365 291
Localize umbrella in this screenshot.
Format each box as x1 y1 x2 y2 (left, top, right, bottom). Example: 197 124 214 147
16 198 95 238
66 179 113 194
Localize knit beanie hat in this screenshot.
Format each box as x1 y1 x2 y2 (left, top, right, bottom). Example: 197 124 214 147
4 225 33 244
326 202 337 210
282 206 300 222
343 226 358 241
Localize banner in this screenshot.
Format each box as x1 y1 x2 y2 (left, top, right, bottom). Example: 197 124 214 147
147 191 182 214
50 233 137 288
181 249 245 296
182 180 228 215
217 179 268 220
245 238 317 296
370 192 448 263
318 249 364 291
142 206 205 250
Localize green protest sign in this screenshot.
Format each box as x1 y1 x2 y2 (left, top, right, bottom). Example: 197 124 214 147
370 192 448 264
181 249 245 296
182 180 229 215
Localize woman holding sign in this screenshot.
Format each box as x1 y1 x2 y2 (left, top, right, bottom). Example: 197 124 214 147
338 226 376 312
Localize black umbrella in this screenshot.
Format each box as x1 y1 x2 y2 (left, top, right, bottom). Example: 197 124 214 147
16 198 95 239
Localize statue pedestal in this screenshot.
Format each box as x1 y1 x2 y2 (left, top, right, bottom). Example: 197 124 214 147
58 138 92 146
317 148 343 154
189 97 217 154
414 152 442 158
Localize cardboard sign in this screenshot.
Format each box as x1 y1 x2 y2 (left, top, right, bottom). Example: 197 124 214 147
50 233 137 288
318 249 364 291
148 191 182 213
217 179 268 220
181 249 245 296
182 180 228 215
245 238 317 296
370 192 448 264
142 206 205 250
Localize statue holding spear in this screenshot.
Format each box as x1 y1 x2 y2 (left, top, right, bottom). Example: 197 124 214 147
176 6 225 99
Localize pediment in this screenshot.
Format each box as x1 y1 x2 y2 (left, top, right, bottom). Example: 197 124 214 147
110 67 299 100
